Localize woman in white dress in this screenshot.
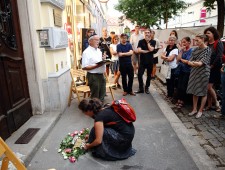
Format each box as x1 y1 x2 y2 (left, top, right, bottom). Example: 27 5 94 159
110 35 121 88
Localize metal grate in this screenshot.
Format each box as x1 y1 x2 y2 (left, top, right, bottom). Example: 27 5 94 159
15 128 40 144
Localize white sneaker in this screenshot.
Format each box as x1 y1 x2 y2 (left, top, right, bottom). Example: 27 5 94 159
195 112 203 119
188 111 197 116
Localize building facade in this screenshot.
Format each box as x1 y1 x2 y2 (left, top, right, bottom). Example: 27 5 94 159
159 0 218 29
0 0 106 139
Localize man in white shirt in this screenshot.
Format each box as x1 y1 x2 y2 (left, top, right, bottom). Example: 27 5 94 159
82 34 106 101
130 25 144 77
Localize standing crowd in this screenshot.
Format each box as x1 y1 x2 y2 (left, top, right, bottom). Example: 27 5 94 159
79 26 225 161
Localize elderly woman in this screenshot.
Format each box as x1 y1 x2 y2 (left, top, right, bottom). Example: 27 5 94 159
78 98 136 160
161 35 179 100
187 34 211 118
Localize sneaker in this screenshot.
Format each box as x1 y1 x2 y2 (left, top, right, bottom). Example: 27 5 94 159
188 110 197 116
134 74 137 78
195 112 203 119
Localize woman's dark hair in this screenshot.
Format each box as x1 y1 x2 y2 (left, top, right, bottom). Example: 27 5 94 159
182 36 191 42
170 30 178 40
204 26 220 40
78 98 103 114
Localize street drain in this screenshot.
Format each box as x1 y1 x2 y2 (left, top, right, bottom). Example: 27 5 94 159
15 128 40 144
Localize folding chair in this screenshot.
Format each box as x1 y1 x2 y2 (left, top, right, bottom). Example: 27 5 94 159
68 69 90 105
0 137 26 170
104 73 116 101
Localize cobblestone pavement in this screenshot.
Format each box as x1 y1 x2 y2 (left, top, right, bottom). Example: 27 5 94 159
152 78 225 169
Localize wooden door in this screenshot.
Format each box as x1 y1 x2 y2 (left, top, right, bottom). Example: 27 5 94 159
0 0 32 140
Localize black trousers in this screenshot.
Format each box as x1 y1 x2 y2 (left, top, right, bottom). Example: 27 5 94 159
177 71 190 101
119 64 134 93
166 68 176 97
138 64 153 90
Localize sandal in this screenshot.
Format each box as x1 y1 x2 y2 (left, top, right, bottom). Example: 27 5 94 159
204 106 212 111
215 101 221 112
177 103 184 109
216 106 221 112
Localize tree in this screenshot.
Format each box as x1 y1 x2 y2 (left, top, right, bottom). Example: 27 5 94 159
204 0 224 37
115 0 186 28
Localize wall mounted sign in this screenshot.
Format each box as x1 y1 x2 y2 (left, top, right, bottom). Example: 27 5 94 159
53 9 62 27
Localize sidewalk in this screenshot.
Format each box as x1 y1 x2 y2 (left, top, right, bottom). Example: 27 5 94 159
153 73 225 169
3 75 217 169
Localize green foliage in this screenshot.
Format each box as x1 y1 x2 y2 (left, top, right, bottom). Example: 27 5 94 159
115 0 187 27
204 0 216 11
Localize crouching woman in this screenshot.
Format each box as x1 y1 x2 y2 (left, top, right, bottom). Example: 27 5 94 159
78 98 136 160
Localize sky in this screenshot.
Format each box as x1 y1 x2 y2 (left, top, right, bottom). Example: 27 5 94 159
106 0 123 17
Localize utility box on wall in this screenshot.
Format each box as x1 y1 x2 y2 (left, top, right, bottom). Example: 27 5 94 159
37 27 68 49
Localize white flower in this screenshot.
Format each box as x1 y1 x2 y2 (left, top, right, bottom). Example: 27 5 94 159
58 149 62 153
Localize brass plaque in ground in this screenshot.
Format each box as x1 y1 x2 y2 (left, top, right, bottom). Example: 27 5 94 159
15 128 40 144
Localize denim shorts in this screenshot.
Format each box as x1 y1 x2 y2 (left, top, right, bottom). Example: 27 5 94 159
112 60 119 72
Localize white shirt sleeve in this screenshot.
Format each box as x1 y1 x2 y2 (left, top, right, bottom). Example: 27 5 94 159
171 49 179 56
81 51 89 68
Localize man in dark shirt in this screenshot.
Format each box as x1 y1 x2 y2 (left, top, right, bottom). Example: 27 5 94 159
99 27 112 76
117 33 135 96
135 28 156 94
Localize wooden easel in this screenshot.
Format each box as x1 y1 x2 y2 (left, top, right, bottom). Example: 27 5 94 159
0 137 26 170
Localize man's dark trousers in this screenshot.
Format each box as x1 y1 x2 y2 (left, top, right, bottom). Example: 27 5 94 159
120 64 134 93
138 64 153 91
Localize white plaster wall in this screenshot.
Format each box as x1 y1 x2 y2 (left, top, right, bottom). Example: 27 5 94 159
42 69 71 112
17 0 71 114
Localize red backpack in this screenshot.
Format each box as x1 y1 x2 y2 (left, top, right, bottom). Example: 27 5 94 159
111 98 136 123
214 39 225 63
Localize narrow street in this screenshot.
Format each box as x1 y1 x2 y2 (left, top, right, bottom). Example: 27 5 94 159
26 78 216 170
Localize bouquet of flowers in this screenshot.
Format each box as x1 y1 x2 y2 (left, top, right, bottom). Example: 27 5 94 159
58 128 90 163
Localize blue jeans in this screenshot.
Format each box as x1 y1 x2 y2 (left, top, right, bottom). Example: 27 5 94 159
221 73 225 115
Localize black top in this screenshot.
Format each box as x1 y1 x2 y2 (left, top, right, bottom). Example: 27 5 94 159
95 107 134 136
116 43 133 64
208 41 223 70
99 37 112 59
138 39 156 65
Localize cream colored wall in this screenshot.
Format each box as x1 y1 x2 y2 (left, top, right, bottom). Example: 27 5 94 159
29 2 69 77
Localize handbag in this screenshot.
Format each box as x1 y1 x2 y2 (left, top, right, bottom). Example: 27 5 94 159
161 63 171 79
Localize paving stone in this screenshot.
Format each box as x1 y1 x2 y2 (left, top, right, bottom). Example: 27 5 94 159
180 117 189 122
188 129 199 136
203 145 217 157
218 132 225 139
217 138 225 142
196 125 208 132
215 147 225 159
208 129 220 138
208 138 222 148
191 119 201 125
201 131 215 140
194 136 208 146
183 122 195 129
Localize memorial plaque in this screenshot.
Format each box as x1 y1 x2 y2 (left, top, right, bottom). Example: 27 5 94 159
53 9 62 27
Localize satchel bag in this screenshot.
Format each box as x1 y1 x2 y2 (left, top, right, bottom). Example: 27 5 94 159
111 98 136 123
161 63 171 79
